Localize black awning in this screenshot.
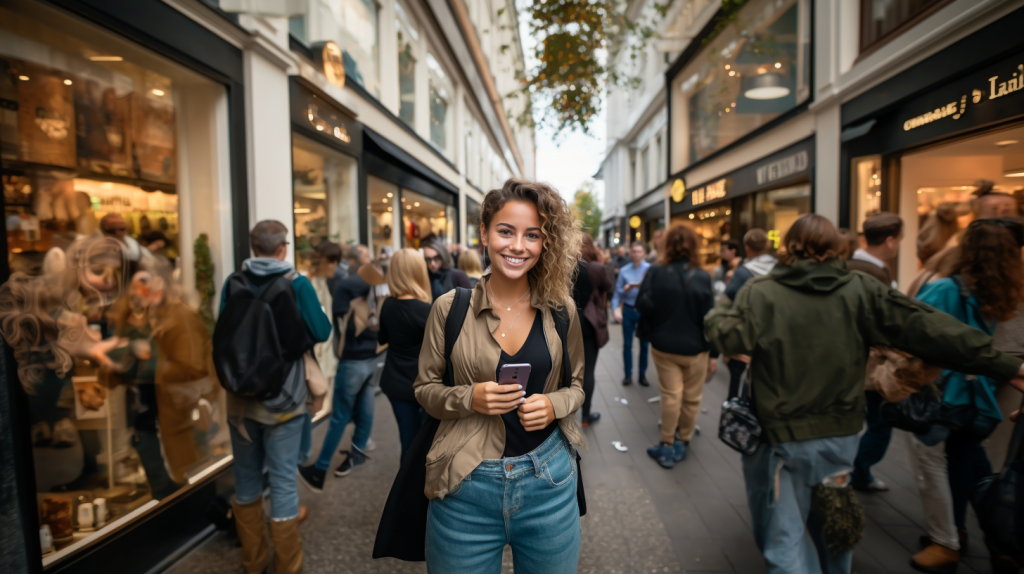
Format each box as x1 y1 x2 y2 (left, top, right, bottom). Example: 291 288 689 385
363 128 458 197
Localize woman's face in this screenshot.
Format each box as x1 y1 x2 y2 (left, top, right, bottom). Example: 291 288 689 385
481 200 543 282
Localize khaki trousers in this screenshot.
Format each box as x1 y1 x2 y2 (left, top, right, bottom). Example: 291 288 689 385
652 348 708 444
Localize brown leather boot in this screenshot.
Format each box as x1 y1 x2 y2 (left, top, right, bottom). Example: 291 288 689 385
911 543 959 573
270 518 303 574
231 497 269 574
297 505 309 524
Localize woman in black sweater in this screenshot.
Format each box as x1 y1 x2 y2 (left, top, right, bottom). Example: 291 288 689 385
378 248 434 461
636 225 717 468
572 233 612 426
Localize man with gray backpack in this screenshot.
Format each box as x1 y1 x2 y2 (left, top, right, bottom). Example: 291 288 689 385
213 220 331 574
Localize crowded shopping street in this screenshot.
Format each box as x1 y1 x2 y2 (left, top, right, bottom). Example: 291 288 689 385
6 1 1024 574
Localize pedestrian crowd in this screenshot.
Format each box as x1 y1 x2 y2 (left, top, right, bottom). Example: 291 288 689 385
5 177 1024 574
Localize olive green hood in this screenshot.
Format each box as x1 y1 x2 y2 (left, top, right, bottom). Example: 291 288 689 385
769 258 855 293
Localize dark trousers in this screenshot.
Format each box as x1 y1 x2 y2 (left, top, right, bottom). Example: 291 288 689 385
946 424 994 528
387 396 426 463
621 305 648 378
852 391 892 488
727 359 747 400
581 320 599 419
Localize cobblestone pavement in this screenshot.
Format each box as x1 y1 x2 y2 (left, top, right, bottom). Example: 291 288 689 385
166 323 1000 574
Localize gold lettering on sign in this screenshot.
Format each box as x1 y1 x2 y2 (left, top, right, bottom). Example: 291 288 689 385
691 179 726 206
901 63 1024 132
989 64 1024 100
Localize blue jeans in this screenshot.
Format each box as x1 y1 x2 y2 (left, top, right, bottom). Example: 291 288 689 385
298 413 313 464
230 416 304 521
314 356 377 471
621 305 648 378
742 434 859 574
387 395 425 463
851 391 892 488
426 430 580 574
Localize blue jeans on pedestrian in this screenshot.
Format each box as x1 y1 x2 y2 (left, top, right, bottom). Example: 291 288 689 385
230 416 304 521
851 391 892 488
620 304 648 378
314 356 377 471
426 429 580 574
742 433 859 574
298 413 313 465
387 395 425 463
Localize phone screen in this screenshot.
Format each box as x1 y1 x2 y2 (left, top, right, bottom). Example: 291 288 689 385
498 363 532 386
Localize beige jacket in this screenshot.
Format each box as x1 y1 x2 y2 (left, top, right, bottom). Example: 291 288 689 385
414 277 587 500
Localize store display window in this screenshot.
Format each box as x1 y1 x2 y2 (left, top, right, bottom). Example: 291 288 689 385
669 0 811 173
671 201 733 272
895 125 1024 286
753 184 812 254
850 156 883 235
426 53 454 157
369 175 400 257
291 133 359 274
290 0 381 97
466 196 481 248
400 189 454 248
1 0 236 566
395 1 418 128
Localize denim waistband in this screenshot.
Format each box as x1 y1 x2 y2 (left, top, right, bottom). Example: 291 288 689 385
473 428 569 479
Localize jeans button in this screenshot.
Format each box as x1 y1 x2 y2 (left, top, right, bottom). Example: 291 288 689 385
506 464 513 471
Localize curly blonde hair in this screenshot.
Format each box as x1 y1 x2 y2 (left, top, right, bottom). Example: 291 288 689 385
480 179 582 311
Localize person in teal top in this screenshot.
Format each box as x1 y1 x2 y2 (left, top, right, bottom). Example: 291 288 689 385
912 217 1024 561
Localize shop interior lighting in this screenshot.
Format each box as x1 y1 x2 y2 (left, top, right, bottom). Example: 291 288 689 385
17 75 29 81
89 55 123 61
383 198 387 203
689 213 695 219
744 72 790 100
388 207 393 211
151 88 165 96
294 208 311 214
774 62 782 68
414 202 420 206
996 140 1019 147
406 204 411 209
1006 171 1024 178
387 192 393 197
724 64 730 70
63 79 72 85
401 197 405 202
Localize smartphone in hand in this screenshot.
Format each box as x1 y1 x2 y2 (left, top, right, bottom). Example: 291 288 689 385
498 363 532 389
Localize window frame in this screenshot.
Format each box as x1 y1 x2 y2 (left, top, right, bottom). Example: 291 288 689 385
858 0 954 58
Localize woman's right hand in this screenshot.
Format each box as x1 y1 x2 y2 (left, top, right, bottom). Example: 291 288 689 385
471 382 525 415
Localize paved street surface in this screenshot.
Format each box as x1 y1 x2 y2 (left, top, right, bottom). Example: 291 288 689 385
166 323 999 574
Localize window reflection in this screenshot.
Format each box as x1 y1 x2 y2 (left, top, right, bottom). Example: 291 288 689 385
401 190 452 248
426 53 453 155
291 134 359 275
290 0 381 96
395 2 418 127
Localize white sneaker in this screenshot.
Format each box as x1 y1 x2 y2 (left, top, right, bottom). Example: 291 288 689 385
365 438 377 452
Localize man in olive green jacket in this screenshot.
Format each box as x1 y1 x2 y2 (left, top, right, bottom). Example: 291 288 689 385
705 252 1024 574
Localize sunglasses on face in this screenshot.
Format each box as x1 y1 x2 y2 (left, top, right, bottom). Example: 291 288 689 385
425 255 443 264
969 218 1024 247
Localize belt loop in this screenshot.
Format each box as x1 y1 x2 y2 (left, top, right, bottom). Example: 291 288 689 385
528 451 541 478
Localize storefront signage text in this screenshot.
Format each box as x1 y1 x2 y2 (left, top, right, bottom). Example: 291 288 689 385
318 41 346 89
691 178 727 206
901 62 1024 132
756 151 808 185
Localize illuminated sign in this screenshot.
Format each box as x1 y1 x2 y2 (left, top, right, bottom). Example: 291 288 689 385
306 103 351 143
902 63 1024 132
670 179 686 202
768 230 781 249
316 41 346 89
756 151 808 185
629 215 642 229
691 178 727 206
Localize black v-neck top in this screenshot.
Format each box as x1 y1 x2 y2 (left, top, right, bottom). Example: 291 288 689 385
498 311 555 457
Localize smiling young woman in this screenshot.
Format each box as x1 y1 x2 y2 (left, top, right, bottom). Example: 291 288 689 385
412 179 586 573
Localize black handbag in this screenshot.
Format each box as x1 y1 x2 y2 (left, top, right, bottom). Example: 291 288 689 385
372 287 472 561
718 366 762 455
973 397 1024 557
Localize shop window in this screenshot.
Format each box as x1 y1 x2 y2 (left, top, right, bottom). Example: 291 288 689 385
850 155 883 234
395 2 418 127
669 0 811 173
671 201 732 272
466 196 481 248
290 0 381 97
1 2 235 565
641 146 650 194
291 134 359 275
368 175 400 257
755 184 812 254
860 0 947 54
426 53 454 157
401 189 454 248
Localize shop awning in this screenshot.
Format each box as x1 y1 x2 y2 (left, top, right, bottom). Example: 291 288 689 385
363 128 459 196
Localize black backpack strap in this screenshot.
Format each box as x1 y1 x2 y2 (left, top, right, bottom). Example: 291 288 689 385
442 287 472 388
553 308 572 389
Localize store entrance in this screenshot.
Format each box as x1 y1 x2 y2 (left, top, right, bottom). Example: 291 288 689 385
894 124 1024 286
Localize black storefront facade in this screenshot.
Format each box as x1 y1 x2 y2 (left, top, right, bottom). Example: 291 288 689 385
840 5 1024 288
1 1 249 573
669 137 814 270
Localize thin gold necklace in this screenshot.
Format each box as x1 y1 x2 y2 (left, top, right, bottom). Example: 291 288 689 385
488 280 530 312
488 281 530 338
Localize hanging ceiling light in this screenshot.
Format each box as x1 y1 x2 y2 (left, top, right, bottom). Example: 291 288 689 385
743 73 790 100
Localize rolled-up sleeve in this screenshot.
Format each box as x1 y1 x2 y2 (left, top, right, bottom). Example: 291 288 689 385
413 293 477 420
546 307 586 420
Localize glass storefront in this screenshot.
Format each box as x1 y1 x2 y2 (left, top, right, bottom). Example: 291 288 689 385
755 184 812 253
466 196 481 248
401 189 454 248
671 201 733 272
291 134 359 274
1 1 236 565
368 175 400 257
669 0 811 173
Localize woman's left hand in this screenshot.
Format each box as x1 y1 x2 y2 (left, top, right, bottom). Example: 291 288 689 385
518 394 555 431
